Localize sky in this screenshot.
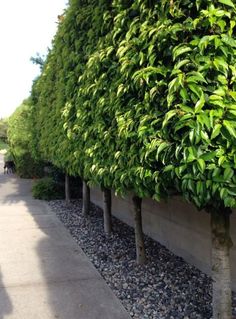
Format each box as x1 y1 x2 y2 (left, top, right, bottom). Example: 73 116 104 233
0 0 68 119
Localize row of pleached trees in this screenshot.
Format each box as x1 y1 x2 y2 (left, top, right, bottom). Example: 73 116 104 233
8 0 236 318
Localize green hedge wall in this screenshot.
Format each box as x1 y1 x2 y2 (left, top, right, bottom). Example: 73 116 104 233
29 0 236 211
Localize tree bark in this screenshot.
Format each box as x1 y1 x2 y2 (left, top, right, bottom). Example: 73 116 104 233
65 173 70 204
102 188 112 236
82 181 90 216
211 208 233 319
132 196 146 265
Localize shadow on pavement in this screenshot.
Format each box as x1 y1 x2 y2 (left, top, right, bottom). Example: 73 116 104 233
0 270 13 319
0 154 129 319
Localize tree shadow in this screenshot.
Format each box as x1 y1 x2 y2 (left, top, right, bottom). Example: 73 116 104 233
0 154 128 319
0 270 13 319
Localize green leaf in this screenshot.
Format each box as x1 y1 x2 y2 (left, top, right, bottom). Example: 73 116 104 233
228 89 236 100
179 104 194 114
223 167 234 181
153 193 161 202
174 59 190 70
180 88 189 102
200 130 210 143
213 87 225 96
197 158 206 173
228 110 236 117
195 94 205 113
218 156 226 166
189 130 195 144
163 164 174 172
173 45 192 61
175 145 182 160
168 77 179 95
221 35 236 48
197 181 203 195
218 0 235 8
156 142 169 160
138 125 148 137
227 187 236 196
139 51 145 66
188 84 202 98
209 100 225 108
213 57 228 74
200 151 216 161
224 196 236 207
186 150 196 162
223 120 236 139
229 20 236 36
211 124 222 139
187 179 195 193
186 72 207 84
206 180 212 189
217 20 226 32
197 113 211 129
198 36 210 52
220 188 228 199
162 110 177 128
217 75 228 85
117 84 124 96
214 36 222 49
209 94 223 101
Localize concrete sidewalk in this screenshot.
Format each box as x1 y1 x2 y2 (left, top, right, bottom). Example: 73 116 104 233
0 155 131 319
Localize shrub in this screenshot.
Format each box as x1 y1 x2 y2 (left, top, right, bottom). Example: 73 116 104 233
32 177 64 200
0 139 8 151
7 101 45 178
14 153 44 179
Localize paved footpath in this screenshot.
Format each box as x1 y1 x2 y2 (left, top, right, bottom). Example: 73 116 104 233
0 155 131 319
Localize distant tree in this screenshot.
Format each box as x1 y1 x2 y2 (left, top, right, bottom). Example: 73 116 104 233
8 100 44 178
0 118 8 142
30 52 47 71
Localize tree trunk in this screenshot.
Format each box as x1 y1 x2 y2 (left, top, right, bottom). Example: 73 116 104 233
211 208 233 319
82 181 90 217
132 196 146 265
102 188 112 236
65 173 70 204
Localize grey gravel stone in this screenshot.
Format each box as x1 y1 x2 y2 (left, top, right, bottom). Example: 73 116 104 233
48 199 236 319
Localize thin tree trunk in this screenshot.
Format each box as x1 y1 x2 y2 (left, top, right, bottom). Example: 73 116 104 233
132 196 146 265
65 173 70 204
211 208 233 319
82 181 90 217
102 187 112 236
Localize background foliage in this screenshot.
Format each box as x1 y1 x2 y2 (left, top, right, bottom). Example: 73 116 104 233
0 118 8 143
7 100 44 178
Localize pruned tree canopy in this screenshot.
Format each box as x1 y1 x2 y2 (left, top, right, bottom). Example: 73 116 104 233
26 0 236 209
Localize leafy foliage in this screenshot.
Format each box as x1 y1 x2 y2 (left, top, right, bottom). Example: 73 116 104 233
30 52 46 71
32 177 64 200
0 118 8 151
0 140 8 151
28 0 236 212
0 118 8 143
7 100 44 178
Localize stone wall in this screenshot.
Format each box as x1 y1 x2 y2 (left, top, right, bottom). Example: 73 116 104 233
90 187 236 290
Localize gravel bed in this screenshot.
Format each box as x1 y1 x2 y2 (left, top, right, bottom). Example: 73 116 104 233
48 199 236 319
